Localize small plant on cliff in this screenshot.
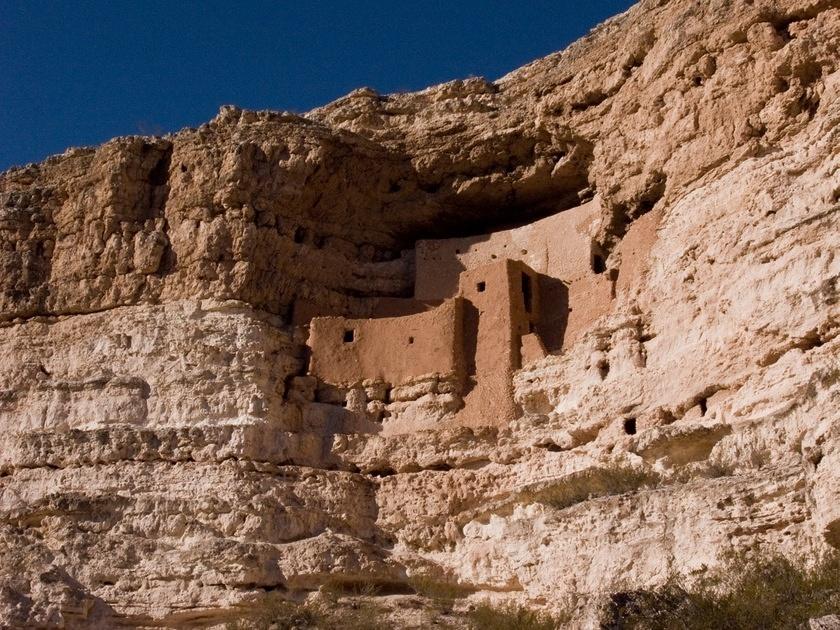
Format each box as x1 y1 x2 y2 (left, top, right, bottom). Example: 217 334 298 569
225 598 327 630
409 574 474 601
337 601 389 630
226 593 388 630
599 552 840 630
408 574 475 615
468 602 569 630
523 464 661 511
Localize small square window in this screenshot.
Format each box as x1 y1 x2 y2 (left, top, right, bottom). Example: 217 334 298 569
408 336 414 344
343 329 355 343
476 281 486 293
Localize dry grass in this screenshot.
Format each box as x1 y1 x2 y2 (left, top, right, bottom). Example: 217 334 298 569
600 552 840 629
409 575 474 602
523 465 661 511
334 601 389 630
225 598 326 630
225 593 388 630
468 602 570 630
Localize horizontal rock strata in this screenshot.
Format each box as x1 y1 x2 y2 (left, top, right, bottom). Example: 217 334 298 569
1 0 839 627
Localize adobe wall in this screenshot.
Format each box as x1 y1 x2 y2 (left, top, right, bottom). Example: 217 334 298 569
415 197 600 301
613 209 662 296
308 298 464 387
368 297 442 318
563 275 614 348
292 295 439 326
456 259 540 426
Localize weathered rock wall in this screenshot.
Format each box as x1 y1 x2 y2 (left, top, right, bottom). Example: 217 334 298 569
1 0 839 627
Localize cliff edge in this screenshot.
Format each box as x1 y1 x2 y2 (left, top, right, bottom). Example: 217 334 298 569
1 0 839 627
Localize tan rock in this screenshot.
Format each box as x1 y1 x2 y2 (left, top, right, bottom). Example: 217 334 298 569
1 0 839 627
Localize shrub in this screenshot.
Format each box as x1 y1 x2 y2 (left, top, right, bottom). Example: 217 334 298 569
321 580 387 598
523 465 661 511
225 598 326 630
600 553 840 629
337 601 389 630
226 594 388 630
469 602 569 630
408 575 474 602
702 460 737 479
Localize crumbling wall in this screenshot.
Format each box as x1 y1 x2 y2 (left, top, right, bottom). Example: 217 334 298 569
612 208 662 297
414 198 616 352
563 275 614 350
308 298 464 388
307 259 542 430
415 198 600 301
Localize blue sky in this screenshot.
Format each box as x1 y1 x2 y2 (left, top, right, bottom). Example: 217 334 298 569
0 1 635 171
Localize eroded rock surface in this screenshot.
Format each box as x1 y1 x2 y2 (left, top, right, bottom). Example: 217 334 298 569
1 0 839 627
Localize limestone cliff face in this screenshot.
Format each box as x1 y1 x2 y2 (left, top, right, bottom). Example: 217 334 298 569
1 0 839 627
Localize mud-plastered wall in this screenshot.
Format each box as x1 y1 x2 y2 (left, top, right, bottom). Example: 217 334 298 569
308 298 464 388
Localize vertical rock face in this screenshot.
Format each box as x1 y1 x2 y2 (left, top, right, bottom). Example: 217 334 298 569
1 0 839 627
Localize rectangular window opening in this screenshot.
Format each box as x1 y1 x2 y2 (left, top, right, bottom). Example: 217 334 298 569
343 329 355 343
521 272 533 313
476 281 486 293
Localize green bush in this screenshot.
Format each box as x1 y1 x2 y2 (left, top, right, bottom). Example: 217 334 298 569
468 602 569 630
524 465 661 511
600 553 840 629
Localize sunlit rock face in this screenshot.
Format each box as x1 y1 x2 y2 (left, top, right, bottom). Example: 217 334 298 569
1 0 839 627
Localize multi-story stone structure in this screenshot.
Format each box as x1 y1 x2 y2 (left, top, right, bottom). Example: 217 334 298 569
308 258 542 427
304 197 643 430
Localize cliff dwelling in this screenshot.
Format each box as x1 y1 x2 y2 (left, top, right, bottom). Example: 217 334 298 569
297 196 656 433
5 0 840 625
